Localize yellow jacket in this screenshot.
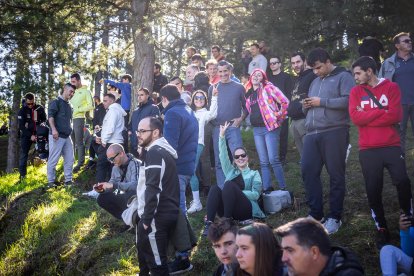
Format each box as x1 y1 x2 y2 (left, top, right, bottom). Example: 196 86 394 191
70 85 94 119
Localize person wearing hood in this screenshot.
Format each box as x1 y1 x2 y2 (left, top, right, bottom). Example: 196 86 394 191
160 84 198 274
302 48 355 235
95 93 126 182
128 88 160 157
276 218 364 276
350 56 412 249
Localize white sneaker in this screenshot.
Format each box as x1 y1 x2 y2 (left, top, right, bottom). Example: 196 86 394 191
187 200 202 214
82 189 100 199
323 218 342 235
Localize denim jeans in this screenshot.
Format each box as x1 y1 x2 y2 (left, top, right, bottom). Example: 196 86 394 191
213 126 243 189
179 174 191 213
400 104 414 152
190 144 204 192
380 245 413 276
253 127 286 190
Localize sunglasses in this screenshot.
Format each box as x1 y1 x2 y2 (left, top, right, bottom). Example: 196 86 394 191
107 152 120 163
136 129 154 135
194 95 206 100
401 39 412 44
270 61 280 65
234 153 247 159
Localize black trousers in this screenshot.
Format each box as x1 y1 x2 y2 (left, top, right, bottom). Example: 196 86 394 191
137 213 177 276
359 146 412 229
206 180 252 221
96 190 135 220
19 137 33 177
96 144 112 182
279 119 289 162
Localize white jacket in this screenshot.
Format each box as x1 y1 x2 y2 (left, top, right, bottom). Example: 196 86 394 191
101 103 126 144
195 95 218 145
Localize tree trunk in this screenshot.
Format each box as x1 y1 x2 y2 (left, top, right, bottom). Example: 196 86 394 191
131 0 154 110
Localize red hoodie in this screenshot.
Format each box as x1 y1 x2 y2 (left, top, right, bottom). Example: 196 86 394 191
349 78 402 150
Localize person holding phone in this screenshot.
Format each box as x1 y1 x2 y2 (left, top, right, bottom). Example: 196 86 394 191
380 213 414 275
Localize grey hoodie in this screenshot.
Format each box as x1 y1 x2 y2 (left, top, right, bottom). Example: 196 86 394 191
109 153 141 192
304 67 354 134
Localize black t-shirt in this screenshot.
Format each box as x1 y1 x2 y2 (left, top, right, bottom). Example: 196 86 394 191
248 89 265 127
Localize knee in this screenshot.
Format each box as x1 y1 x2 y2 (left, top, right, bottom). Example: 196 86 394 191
380 245 397 259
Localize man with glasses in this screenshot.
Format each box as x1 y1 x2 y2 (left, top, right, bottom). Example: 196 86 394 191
47 83 76 188
95 93 127 182
18 93 47 180
379 32 414 153
93 143 140 224
268 55 294 166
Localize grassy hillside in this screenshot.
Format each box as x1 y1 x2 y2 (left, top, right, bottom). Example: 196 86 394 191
0 126 413 275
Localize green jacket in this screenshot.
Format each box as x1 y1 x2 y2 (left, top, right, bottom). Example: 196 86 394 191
70 85 94 119
219 136 265 218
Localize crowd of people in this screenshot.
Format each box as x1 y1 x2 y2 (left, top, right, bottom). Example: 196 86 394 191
15 32 414 275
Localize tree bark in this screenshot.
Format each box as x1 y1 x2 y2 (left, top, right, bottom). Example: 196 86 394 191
130 0 154 110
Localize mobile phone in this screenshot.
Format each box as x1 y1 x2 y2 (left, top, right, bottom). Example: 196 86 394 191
94 183 104 193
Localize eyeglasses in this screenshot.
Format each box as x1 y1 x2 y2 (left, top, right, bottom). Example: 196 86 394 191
107 152 120 163
401 39 412 44
234 153 247 159
136 129 154 135
194 96 206 100
270 62 281 65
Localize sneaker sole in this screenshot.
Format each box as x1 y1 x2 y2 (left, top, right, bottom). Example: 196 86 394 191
169 264 193 275
187 207 202 214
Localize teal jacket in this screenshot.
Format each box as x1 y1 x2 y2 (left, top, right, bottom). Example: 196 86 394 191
219 136 265 218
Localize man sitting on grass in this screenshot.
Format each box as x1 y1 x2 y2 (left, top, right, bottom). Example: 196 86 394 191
207 218 239 276
92 143 140 223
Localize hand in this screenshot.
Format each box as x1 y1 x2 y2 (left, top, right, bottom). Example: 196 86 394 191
93 183 104 193
137 146 142 156
30 135 37 142
99 79 104 84
400 214 412 231
212 84 219 96
231 117 243 128
303 97 321 108
102 143 106 148
128 130 132 136
143 224 148 230
219 121 231 138
52 129 59 140
101 182 113 190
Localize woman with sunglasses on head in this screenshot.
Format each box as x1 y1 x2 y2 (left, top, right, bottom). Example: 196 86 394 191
204 121 265 235
236 222 283 276
187 88 218 214
245 68 289 193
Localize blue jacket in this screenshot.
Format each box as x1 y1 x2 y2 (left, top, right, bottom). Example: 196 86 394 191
104 80 132 111
129 99 160 150
163 99 198 176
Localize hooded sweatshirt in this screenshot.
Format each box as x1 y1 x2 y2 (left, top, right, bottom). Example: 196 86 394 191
349 78 401 150
101 102 127 145
136 137 180 226
304 67 354 134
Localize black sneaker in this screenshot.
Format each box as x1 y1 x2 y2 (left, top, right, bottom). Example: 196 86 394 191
168 257 193 275
73 165 82 173
85 160 96 170
263 187 274 194
202 221 212 237
376 228 390 250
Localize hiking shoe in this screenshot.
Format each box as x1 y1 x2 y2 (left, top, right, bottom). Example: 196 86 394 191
187 200 202 214
323 218 342 235
202 221 212 237
376 228 391 250
168 257 193 275
73 165 82 173
306 215 326 224
64 181 74 186
46 182 57 189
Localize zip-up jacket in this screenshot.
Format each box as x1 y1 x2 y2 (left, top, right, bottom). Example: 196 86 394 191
48 96 73 138
163 99 198 176
101 103 126 145
349 78 401 150
92 103 106 128
136 137 179 226
288 69 317 120
70 85 94 119
320 246 364 276
129 99 160 150
304 67 354 134
18 104 47 137
109 153 141 192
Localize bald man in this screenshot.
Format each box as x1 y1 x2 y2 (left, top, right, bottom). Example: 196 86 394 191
93 143 140 221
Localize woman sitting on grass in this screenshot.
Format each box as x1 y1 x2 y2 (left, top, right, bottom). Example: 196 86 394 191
236 222 283 276
204 121 265 235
